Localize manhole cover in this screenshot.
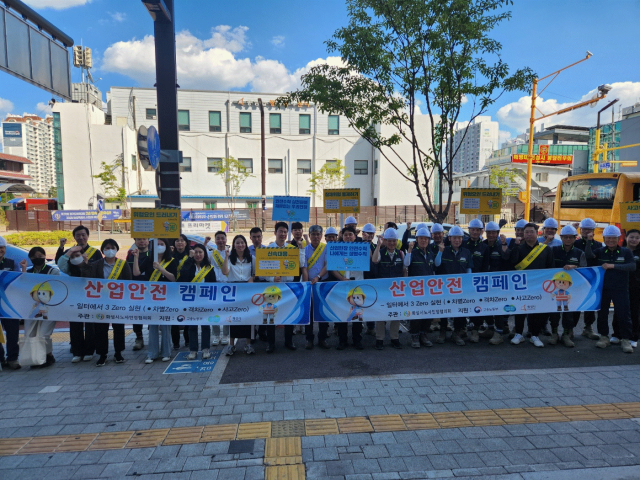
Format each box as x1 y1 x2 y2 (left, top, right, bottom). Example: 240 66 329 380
271 420 305 438
227 439 255 454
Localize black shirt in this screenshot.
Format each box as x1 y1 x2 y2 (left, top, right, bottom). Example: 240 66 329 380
436 246 471 275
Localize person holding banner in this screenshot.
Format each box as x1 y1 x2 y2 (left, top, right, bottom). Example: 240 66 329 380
573 218 602 341
622 229 640 347
289 222 308 248
249 227 266 256
509 219 527 249
401 222 426 252
180 243 217 360
324 227 338 243
171 234 191 348
222 235 256 355
304 225 330 350
207 231 231 346
80 239 132 366
405 227 435 348
144 239 176 364
372 228 406 350
56 226 102 363
428 224 446 257
0 236 22 370
463 219 490 343
127 238 154 352
362 223 378 336
343 216 362 242
538 218 562 248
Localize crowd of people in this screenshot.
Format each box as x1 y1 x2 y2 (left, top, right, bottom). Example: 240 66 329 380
0 214 636 370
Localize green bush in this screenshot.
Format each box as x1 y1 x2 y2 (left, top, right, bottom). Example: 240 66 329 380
4 231 74 247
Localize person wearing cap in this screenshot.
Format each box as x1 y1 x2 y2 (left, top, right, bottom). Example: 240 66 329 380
538 218 562 247
463 219 490 343
304 225 330 350
573 218 603 340
372 228 406 349
549 225 587 348
584 225 635 353
509 219 528 248
0 236 23 370
434 225 471 346
401 222 427 252
428 223 446 257
340 216 363 242
507 223 554 348
361 223 378 336
405 227 435 348
80 239 133 366
324 227 338 243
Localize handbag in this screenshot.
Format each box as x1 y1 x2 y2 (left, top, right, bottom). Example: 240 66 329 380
19 322 47 367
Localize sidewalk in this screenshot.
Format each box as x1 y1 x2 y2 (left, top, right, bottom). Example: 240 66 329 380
2 331 640 479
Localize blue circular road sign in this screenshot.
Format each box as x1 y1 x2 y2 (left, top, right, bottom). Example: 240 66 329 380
147 125 161 170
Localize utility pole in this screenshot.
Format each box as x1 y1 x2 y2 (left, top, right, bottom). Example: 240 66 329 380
258 98 266 231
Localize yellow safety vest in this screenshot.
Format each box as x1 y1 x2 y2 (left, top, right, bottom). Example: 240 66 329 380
514 243 546 270
150 258 174 282
107 259 125 280
192 265 213 283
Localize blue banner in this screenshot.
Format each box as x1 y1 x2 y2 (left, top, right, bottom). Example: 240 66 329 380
181 210 250 221
52 210 122 222
326 242 371 272
271 196 310 222
312 267 604 322
0 271 310 326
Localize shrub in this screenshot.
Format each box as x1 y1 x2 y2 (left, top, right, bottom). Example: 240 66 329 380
4 231 74 247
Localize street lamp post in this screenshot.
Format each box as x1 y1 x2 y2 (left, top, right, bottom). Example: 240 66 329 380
593 99 619 173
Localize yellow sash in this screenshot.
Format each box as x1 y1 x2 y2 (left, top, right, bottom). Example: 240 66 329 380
176 255 189 280
192 265 213 283
107 259 125 280
515 243 546 270
211 249 224 268
307 243 326 269
150 258 173 281
85 246 98 259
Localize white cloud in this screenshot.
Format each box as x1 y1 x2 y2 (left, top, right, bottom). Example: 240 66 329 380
109 12 126 22
36 102 52 115
497 81 640 133
102 26 345 93
271 36 285 48
0 98 14 118
23 0 90 9
499 129 511 146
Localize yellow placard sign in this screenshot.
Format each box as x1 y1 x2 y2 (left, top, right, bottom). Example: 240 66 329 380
323 188 360 214
460 188 502 214
131 208 181 238
255 248 300 277
620 202 640 230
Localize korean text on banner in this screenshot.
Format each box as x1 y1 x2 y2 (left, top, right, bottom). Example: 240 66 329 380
52 210 122 222
323 188 360 214
255 248 300 277
0 271 310 326
460 188 502 214
131 208 181 237
181 221 227 234
312 267 604 322
326 242 371 272
271 196 311 222
619 202 640 230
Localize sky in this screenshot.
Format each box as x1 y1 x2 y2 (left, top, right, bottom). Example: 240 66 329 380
1 0 639 146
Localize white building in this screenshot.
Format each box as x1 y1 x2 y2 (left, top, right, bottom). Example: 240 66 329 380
449 116 499 174
53 86 435 211
1 114 55 195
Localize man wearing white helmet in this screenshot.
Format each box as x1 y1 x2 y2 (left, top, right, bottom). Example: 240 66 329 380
341 216 363 242
324 227 338 243
548 225 587 348
428 223 446 257
405 227 435 348
509 219 528 249
537 218 562 247
573 218 603 340
401 221 427 251
462 219 490 343
372 228 405 349
585 225 635 353
434 225 471 346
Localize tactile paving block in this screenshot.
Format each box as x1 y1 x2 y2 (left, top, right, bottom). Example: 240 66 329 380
0 437 32 456
271 420 306 438
554 405 597 421
88 431 135 450
524 407 568 423
464 410 504 426
494 408 537 424
265 437 302 458
236 422 271 439
19 436 66 454
614 402 640 416
401 413 439 430
369 415 407 432
305 418 339 436
163 427 204 446
337 417 374 433
55 434 98 452
200 424 238 443
125 429 170 448
584 404 631 420
265 464 305 480
432 412 473 428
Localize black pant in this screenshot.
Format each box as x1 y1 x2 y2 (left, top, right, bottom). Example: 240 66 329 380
133 323 143 337
615 289 640 341
95 323 125 356
266 325 293 346
549 312 573 332
514 314 544 336
441 317 465 331
485 315 507 330
598 287 631 339
366 322 375 331
305 320 328 343
70 321 96 357
410 319 430 334
338 322 362 344
0 318 20 362
573 310 596 329
171 325 189 346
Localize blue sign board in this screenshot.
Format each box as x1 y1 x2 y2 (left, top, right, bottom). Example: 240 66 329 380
163 350 221 374
97 200 104 212
600 162 611 169
182 210 251 221
2 123 23 147
326 242 371 272
52 210 122 222
147 126 160 170
271 196 310 222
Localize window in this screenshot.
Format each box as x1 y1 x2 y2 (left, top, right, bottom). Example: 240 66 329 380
299 114 311 134
204 202 216 209
240 112 252 133
246 201 258 209
297 159 311 174
238 158 253 173
354 160 368 175
131 155 136 170
208 157 222 173
325 159 337 168
178 110 190 131
374 160 378 174
180 156 192 172
209 111 221 132
269 113 281 134
328 115 339 135
535 172 549 182
268 159 283 174
145 108 156 119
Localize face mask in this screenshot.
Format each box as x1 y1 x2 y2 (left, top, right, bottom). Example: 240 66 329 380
70 256 84 265
32 257 46 267
157 245 166 254
103 249 117 258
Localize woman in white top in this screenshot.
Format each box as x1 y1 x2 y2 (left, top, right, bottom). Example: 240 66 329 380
222 235 255 355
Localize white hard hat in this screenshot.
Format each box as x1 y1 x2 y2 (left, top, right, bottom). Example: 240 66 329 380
469 219 484 229
543 218 559 229
448 226 464 237
603 225 621 237
580 218 596 229
415 222 427 231
515 219 527 229
362 223 376 233
560 225 578 236
344 216 357 226
431 223 444 233
0 236 6 247
383 228 398 240
416 228 431 238
325 227 338 236
485 221 500 231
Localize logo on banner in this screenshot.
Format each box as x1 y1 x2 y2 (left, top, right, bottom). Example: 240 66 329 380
177 315 185 322
208 315 221 323
503 305 516 313
474 306 482 314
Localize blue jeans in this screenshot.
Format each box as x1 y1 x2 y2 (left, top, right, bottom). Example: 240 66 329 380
0 318 20 362
189 325 211 351
147 325 171 359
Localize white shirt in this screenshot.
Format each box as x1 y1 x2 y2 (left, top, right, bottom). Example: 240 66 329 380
209 247 228 282
227 255 255 282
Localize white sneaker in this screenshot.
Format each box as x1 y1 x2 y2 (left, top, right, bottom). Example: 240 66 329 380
202 348 211 359
71 356 82 363
220 335 230 345
224 345 235 356
610 336 621 344
511 333 524 345
530 336 544 348
144 357 154 364
82 354 93 362
631 341 638 348
162 356 171 362
187 351 197 360
212 335 220 346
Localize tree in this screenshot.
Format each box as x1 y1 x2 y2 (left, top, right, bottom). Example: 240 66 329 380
213 156 254 226
489 165 520 204
47 186 57 199
307 159 350 202
93 156 126 204
278 0 534 222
